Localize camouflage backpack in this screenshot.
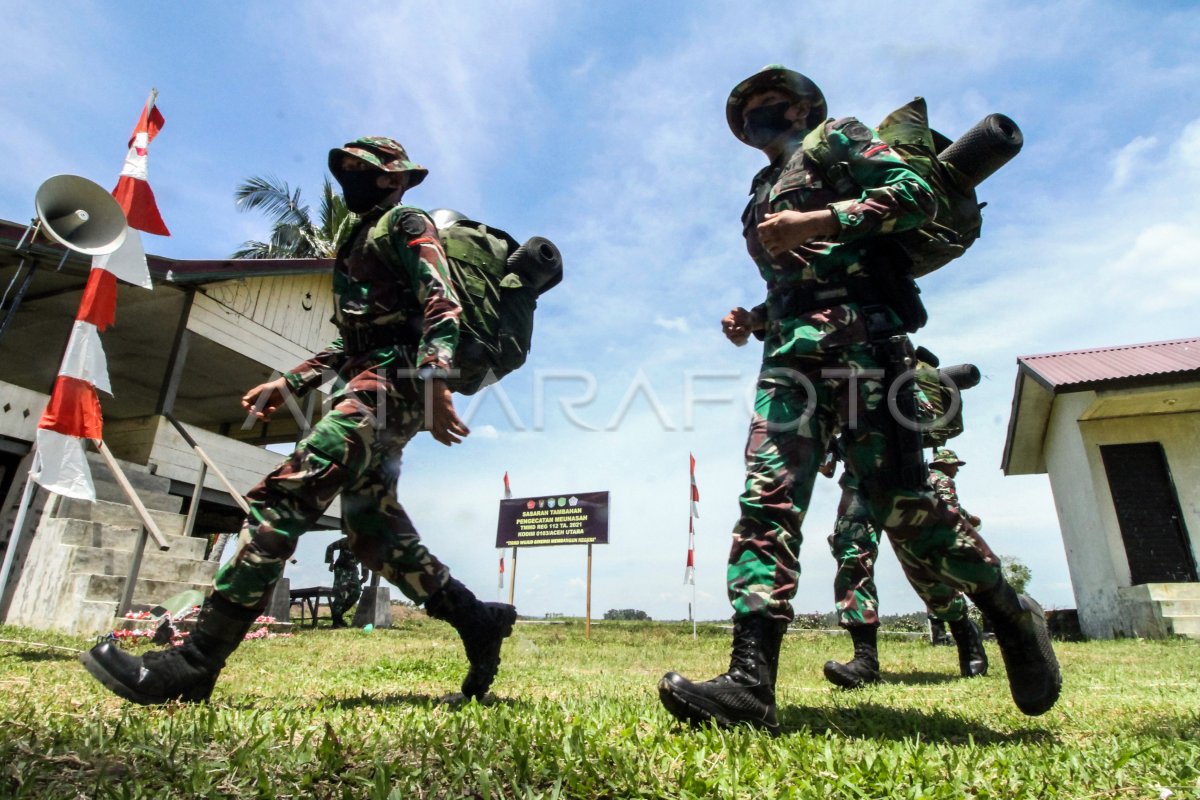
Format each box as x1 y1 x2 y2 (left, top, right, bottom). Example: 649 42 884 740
913 346 980 447
370 213 562 395
802 97 1021 277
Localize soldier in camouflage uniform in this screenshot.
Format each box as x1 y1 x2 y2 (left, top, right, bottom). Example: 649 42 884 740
82 137 518 705
822 440 987 688
325 536 365 628
658 66 1060 734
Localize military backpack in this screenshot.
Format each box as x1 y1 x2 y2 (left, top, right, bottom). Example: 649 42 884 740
368 212 562 395
802 97 1022 279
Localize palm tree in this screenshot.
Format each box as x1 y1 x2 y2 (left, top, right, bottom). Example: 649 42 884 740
231 176 357 259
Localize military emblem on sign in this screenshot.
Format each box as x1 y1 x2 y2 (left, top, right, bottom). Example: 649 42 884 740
547 498 557 508
526 500 535 510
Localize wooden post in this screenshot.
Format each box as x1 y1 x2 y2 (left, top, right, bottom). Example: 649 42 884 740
585 543 593 640
94 440 170 551
165 414 249 514
116 526 150 617
506 546 518 606
182 460 207 538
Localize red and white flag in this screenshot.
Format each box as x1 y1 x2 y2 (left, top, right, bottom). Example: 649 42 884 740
690 452 700 518
499 471 512 589
111 90 169 237
31 92 167 499
684 453 698 585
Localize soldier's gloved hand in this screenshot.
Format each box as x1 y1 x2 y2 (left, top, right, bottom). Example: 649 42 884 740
241 376 290 421
757 209 839 257
426 378 470 446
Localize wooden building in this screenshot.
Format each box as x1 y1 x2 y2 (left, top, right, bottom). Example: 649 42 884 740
0 219 340 633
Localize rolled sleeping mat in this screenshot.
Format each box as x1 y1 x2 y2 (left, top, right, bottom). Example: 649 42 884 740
938 113 1023 188
939 363 982 391
507 236 563 295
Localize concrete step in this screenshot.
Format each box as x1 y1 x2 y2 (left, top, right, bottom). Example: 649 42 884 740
1160 599 1200 617
84 452 182 513
1139 582 1200 602
55 498 188 539
52 518 208 560
73 572 212 609
1167 615 1200 638
68 545 219 585
72 599 121 637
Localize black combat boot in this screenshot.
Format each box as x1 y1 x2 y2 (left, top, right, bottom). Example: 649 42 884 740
823 625 882 689
80 593 257 705
948 616 988 677
425 578 517 699
658 615 787 735
969 580 1061 715
928 615 952 646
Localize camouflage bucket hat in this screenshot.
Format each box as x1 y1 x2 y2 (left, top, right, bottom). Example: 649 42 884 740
328 136 428 188
931 447 966 466
726 65 828 144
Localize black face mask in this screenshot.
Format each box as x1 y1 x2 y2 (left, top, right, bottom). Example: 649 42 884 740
339 171 392 213
742 101 795 149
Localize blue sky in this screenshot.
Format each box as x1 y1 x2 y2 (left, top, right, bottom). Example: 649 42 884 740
3 2 1198 621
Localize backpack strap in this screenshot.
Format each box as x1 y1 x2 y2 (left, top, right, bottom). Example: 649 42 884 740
801 117 860 195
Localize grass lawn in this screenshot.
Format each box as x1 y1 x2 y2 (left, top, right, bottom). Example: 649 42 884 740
0 616 1196 799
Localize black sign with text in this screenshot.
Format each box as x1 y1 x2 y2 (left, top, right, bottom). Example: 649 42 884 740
495 491 609 548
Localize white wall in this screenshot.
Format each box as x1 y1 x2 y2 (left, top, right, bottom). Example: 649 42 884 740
1044 389 1200 638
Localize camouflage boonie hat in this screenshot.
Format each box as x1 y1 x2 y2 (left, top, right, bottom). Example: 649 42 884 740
726 65 828 144
931 447 966 466
328 136 428 188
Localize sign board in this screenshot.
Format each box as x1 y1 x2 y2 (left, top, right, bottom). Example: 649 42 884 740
495 491 609 549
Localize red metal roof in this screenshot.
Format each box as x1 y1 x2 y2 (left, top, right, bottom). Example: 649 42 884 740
1019 337 1200 390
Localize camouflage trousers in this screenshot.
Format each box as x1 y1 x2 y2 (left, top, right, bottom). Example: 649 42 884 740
330 564 364 619
728 342 1002 621
215 353 452 613
829 476 968 627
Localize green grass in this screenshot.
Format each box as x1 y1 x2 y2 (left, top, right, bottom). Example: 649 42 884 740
0 619 1197 799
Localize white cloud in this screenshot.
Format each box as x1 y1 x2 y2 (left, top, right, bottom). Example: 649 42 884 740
653 315 690 334
1110 135 1157 189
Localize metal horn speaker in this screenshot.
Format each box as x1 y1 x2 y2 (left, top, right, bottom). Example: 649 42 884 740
34 174 128 256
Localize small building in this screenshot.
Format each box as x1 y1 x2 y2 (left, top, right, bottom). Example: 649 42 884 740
1003 338 1200 640
0 218 341 633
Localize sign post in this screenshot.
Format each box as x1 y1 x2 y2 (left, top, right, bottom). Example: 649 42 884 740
496 491 609 636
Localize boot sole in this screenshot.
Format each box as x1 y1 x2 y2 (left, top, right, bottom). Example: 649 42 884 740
461 604 518 700
1009 595 1061 716
657 675 780 736
79 649 160 706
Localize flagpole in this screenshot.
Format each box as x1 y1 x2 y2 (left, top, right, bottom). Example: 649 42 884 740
0 457 38 619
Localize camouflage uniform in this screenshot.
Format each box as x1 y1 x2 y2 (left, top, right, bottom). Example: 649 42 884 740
81 137 520 707
659 67 1058 729
830 467 971 626
725 86 1003 623
214 142 462 614
325 536 365 624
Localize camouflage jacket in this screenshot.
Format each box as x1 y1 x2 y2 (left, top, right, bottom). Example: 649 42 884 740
284 204 462 394
742 119 935 359
928 466 970 519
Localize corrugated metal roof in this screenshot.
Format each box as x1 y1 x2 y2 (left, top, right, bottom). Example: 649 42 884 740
1019 338 1200 389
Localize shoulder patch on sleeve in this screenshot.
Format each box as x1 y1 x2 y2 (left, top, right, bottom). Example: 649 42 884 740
398 211 428 237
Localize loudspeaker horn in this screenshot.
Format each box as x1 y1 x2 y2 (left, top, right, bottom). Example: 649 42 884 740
34 175 128 256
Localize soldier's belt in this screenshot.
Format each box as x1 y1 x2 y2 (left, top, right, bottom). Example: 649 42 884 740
767 283 853 319
339 323 420 355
